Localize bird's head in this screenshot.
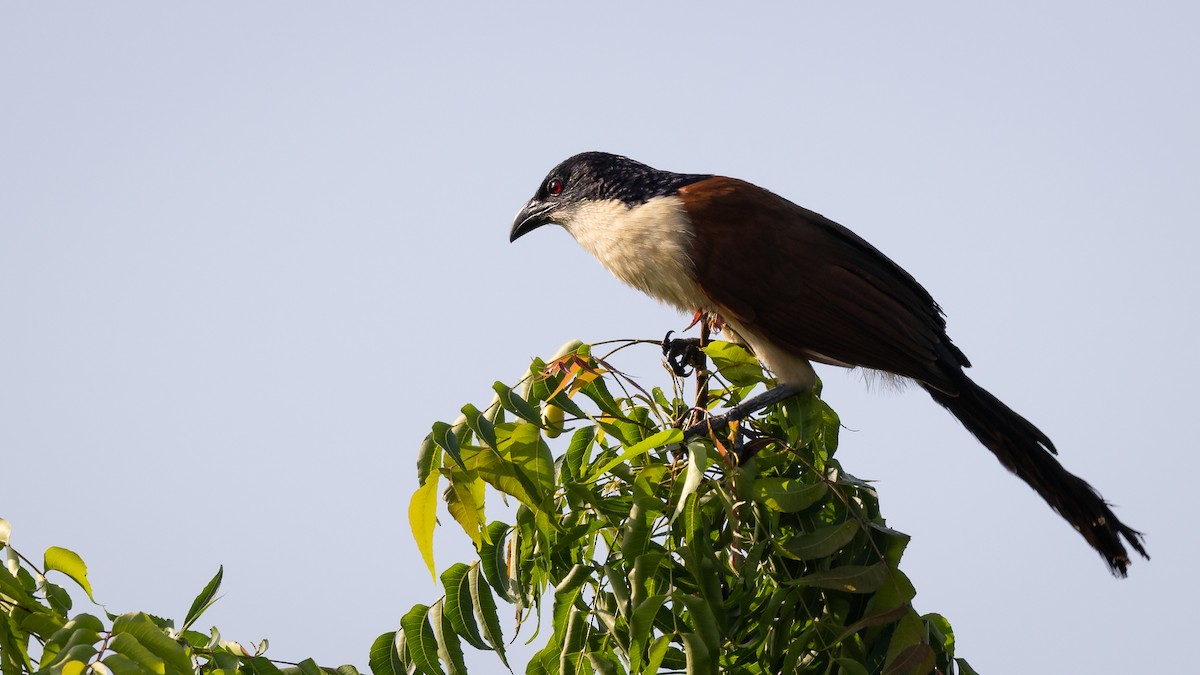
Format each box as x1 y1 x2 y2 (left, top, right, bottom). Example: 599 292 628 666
509 152 708 242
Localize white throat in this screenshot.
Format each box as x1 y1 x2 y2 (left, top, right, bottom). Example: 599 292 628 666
561 196 709 314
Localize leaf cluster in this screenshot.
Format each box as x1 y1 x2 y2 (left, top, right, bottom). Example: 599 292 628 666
0 523 355 675
388 339 979 675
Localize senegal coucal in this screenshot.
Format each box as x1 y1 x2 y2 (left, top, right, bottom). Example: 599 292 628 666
509 151 1147 576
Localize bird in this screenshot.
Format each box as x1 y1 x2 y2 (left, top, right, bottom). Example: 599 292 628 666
509 151 1148 576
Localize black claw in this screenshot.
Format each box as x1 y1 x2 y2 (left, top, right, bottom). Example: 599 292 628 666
662 331 704 377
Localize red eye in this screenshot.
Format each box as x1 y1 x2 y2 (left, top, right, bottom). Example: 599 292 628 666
547 178 563 196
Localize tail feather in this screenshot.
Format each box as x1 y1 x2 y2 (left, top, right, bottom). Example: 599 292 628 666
924 374 1148 576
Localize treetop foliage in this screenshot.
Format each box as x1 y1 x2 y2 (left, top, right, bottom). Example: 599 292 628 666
387 338 977 675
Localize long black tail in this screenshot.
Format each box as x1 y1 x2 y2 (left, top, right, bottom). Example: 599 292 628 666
924 374 1148 576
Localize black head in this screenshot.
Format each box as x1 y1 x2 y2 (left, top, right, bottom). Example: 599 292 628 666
510 152 710 242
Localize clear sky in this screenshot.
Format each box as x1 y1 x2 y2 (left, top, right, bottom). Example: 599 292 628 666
2 3 1196 673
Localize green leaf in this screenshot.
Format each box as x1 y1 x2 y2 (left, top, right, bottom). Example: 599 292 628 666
586 650 622 675
111 613 191 675
70 613 104 633
210 650 241 671
563 426 596 482
620 497 657 563
577 375 625 419
177 629 208 650
551 565 591 645
44 645 96 675
701 341 766 386
921 612 955 654
587 429 683 481
400 605 445 675
45 581 73 614
559 605 588 675
181 566 223 633
496 423 556 506
429 601 468 675
247 657 286 675
408 473 440 582
431 422 465 470
748 477 828 513
439 564 488 651
370 634 417 675
680 595 720 670
833 604 911 644
461 403 498 449
19 609 66 638
679 632 716 675
0 566 39 612
0 611 35 675
41 614 103 670
492 382 541 424
882 611 934 675
955 658 981 675
444 470 486 548
528 644 556 675
369 632 400 675
295 658 324 675
478 521 514 604
461 423 554 512
416 435 441 486
467 565 509 670
628 594 667 673
15 564 37 593
869 522 912 567
629 552 666 612
99 653 152 675
797 562 891 594
108 634 164 675
645 635 672 675
863 568 916 618
672 440 708 520
781 520 860 560
602 563 631 619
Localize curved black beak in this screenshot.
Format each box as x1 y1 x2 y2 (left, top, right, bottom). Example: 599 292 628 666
510 200 557 242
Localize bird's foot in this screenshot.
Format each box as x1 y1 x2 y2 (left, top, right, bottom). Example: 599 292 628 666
662 331 705 377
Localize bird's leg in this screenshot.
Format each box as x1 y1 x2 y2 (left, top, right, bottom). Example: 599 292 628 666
695 320 712 416
683 383 805 442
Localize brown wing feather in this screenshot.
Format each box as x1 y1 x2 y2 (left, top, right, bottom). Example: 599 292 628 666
676 177 1148 573
678 176 968 393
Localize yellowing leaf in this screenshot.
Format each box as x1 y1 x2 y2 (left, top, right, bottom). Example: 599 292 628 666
445 471 486 548
44 546 94 601
409 473 440 582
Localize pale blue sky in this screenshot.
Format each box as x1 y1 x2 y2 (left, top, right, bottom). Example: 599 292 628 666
2 3 1196 673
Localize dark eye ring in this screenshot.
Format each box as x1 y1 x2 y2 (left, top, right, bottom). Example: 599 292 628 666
547 178 564 196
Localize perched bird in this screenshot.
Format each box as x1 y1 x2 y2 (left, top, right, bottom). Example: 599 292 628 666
510 151 1147 576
